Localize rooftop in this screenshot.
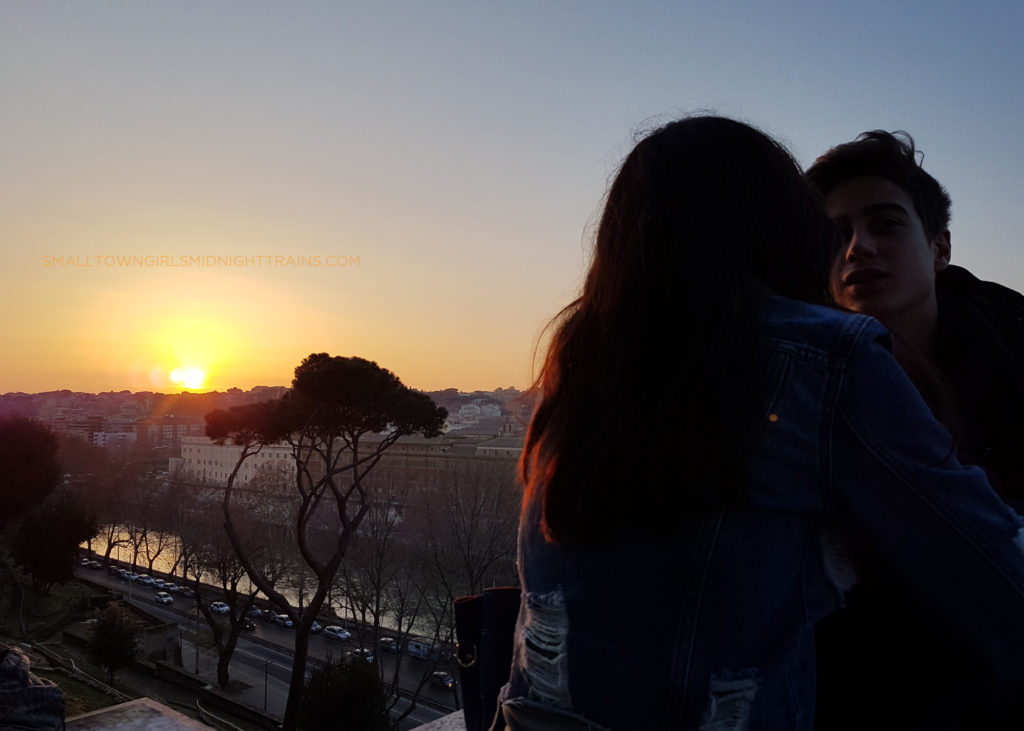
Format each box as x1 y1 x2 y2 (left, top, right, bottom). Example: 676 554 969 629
67 697 209 730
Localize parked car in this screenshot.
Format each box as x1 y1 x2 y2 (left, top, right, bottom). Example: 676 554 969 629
153 578 165 588
165 583 179 594
407 640 439 660
378 637 398 654
87 560 102 569
274 614 294 628
80 558 91 567
310 621 322 634
108 565 122 575
154 591 173 605
430 671 455 690
180 587 196 599
210 601 230 615
246 607 263 620
323 626 351 642
137 575 155 586
349 647 374 663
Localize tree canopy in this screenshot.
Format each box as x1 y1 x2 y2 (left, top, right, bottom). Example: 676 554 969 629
206 354 446 448
11 490 97 593
0 416 60 529
301 655 389 731
90 603 140 683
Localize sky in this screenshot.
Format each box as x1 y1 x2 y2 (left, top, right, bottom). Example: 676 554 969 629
4 1 1024 394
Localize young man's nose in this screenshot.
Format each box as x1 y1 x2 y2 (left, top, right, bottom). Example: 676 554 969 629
845 227 877 260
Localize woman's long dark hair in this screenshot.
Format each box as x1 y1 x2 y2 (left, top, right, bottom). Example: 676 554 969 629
522 116 839 544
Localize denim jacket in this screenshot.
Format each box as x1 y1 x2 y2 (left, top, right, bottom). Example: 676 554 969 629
500 295 1024 730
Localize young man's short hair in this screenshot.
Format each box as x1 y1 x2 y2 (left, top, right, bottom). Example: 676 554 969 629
806 131 952 238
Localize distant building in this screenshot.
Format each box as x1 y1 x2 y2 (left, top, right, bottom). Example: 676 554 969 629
93 431 137 448
176 436 293 485
138 416 204 446
472 436 522 458
173 431 523 488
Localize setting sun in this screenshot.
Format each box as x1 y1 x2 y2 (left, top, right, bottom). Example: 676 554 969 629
170 367 207 390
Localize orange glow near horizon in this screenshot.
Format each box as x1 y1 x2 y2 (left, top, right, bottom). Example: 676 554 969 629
6 254 537 395
61 273 305 393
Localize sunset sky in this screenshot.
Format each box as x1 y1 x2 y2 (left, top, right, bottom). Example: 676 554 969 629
4 2 1024 394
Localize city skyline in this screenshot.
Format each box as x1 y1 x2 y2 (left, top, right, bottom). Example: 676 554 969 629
6 2 1024 394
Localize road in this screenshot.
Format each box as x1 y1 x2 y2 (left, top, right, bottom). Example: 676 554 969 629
77 565 459 728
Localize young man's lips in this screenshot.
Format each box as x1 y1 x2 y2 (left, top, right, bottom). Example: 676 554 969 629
843 268 887 286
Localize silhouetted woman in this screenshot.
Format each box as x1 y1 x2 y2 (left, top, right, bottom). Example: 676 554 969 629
495 116 1024 729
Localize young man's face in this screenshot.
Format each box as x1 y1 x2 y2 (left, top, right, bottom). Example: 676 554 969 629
827 176 950 321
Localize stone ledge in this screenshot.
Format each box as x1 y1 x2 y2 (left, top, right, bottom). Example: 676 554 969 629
416 709 467 730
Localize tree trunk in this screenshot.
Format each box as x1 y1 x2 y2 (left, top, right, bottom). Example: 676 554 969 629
217 631 239 688
282 629 311 731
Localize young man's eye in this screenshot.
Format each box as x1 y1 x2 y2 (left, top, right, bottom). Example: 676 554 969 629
870 218 903 234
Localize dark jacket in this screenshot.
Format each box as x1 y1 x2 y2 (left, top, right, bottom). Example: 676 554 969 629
936 264 1024 506
816 265 1024 729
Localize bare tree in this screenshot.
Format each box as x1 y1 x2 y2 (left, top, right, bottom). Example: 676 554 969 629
191 526 259 688
99 523 130 565
335 457 520 727
141 527 174 574
334 496 431 724
178 485 289 688
408 458 521 602
124 523 148 571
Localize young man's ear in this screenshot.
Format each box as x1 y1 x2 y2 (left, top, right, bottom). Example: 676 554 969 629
933 229 951 272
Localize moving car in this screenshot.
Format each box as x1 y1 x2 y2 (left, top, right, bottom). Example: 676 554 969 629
430 671 455 690
155 591 173 605
210 601 230 615
274 614 294 628
378 637 398 654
